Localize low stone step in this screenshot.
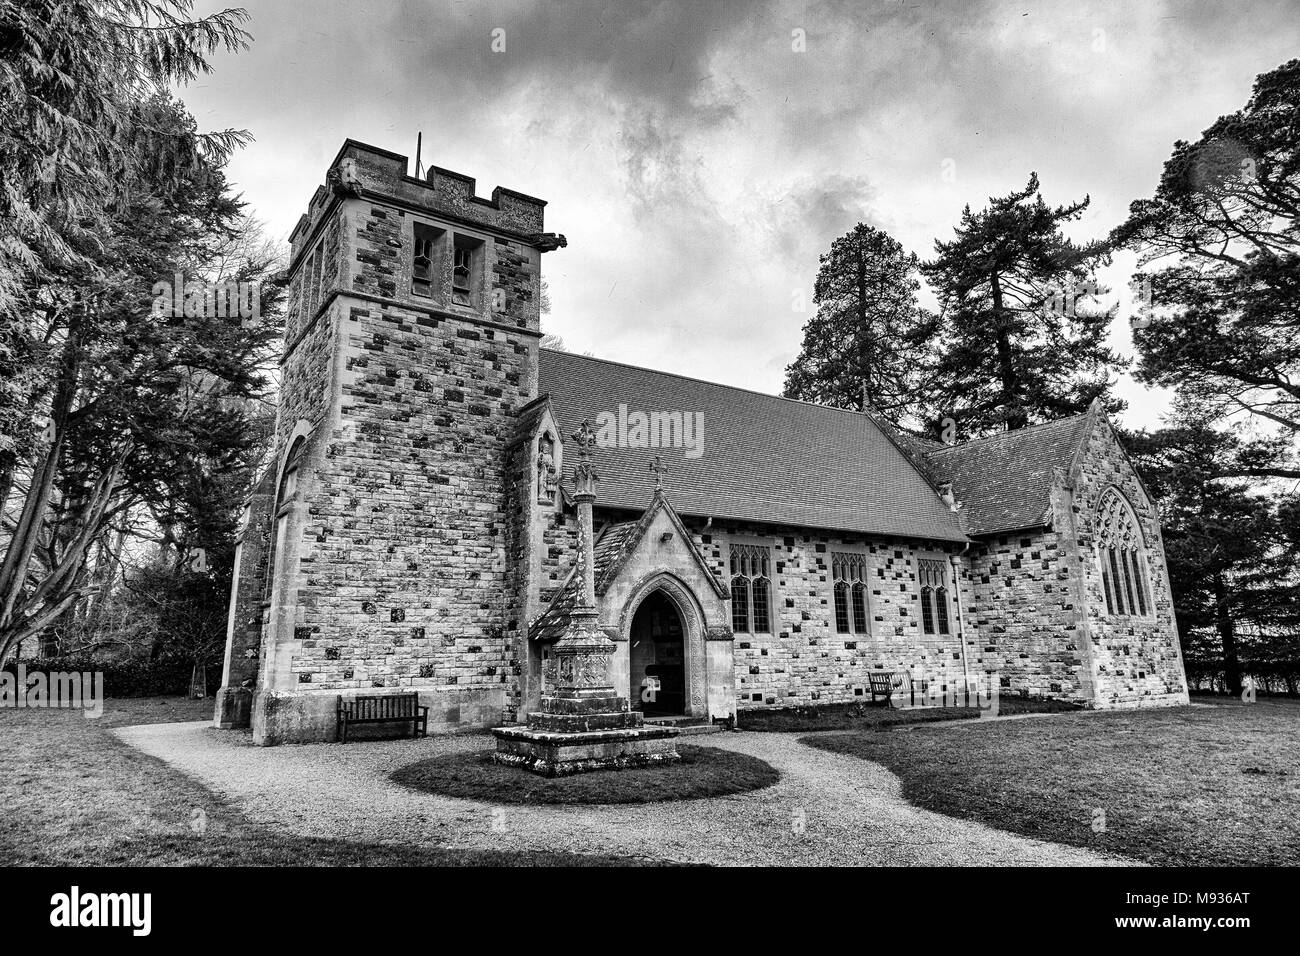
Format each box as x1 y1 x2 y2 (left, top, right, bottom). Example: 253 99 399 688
642 716 724 735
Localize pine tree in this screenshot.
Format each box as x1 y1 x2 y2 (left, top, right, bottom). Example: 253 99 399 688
1124 403 1300 696
783 224 936 427
922 173 1123 436
1114 58 1300 479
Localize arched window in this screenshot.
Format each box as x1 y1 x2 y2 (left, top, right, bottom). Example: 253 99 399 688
278 437 304 505
1101 560 1116 615
751 577 771 633
1108 549 1126 615
1095 488 1151 618
1130 551 1148 615
851 582 868 634
832 552 871 638
834 581 851 633
730 576 750 633
917 558 950 636
729 543 773 634
412 221 440 298
265 436 306 602
920 586 935 633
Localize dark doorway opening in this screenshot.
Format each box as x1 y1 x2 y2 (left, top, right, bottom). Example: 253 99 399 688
629 590 686 716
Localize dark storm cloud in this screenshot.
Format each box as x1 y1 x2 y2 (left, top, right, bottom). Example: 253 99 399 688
186 0 1300 424
394 0 745 106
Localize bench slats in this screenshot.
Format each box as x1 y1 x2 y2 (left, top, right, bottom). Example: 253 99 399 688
337 693 429 742
868 671 896 707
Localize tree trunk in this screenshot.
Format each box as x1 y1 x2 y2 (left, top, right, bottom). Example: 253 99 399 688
0 449 128 664
989 273 1025 430
1212 570 1243 695
0 309 82 636
855 246 871 410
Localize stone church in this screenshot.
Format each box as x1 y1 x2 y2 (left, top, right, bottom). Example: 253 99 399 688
215 140 1189 745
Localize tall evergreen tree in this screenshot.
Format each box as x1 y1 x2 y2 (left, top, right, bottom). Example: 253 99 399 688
0 0 251 314
0 0 251 514
1125 403 1300 696
783 224 936 426
1113 58 1300 479
922 173 1123 436
0 4 273 663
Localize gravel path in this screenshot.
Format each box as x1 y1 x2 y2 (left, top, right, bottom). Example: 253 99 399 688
114 722 1133 866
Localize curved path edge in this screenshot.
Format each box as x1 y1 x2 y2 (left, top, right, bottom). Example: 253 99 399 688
114 721 1136 867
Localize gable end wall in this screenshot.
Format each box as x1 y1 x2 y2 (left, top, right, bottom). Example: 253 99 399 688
1070 419 1188 708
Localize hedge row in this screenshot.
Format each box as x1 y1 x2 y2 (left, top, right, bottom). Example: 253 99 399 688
1 657 221 698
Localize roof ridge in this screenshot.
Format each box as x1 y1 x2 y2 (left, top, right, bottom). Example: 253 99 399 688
541 347 891 422
925 413 1090 455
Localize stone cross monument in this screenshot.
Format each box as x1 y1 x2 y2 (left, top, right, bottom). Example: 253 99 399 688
492 421 680 775
547 420 615 699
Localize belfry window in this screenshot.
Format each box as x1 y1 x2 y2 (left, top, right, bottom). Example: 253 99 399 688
1096 488 1152 618
730 543 773 634
918 558 951 635
303 238 327 317
412 222 441 298
452 234 482 307
832 552 870 636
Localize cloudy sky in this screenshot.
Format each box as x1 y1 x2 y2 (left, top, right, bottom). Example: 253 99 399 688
184 0 1299 430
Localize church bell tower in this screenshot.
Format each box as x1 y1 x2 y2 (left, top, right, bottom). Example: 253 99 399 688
216 140 566 744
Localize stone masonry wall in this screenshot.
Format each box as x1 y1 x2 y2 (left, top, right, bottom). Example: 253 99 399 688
275 292 339 449
965 528 1092 702
280 300 534 701
679 519 974 709
503 421 534 722
1071 417 1188 707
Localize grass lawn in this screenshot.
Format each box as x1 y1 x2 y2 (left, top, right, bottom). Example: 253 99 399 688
736 694 1075 733
0 696 661 866
805 698 1299 866
393 744 779 804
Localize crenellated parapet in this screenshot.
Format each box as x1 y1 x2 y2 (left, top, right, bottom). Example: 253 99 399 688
289 140 550 265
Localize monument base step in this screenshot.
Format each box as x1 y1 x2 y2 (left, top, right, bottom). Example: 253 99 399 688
492 723 681 776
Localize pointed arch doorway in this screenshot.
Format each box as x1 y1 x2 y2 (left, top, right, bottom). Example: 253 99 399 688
629 590 686 717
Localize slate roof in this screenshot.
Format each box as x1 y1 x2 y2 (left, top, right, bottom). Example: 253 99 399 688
537 350 968 542
921 413 1092 536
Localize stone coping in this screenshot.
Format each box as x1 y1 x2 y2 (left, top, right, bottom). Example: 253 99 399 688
492 724 681 745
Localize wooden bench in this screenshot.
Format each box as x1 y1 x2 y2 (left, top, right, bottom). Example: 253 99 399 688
337 693 428 743
868 671 897 708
